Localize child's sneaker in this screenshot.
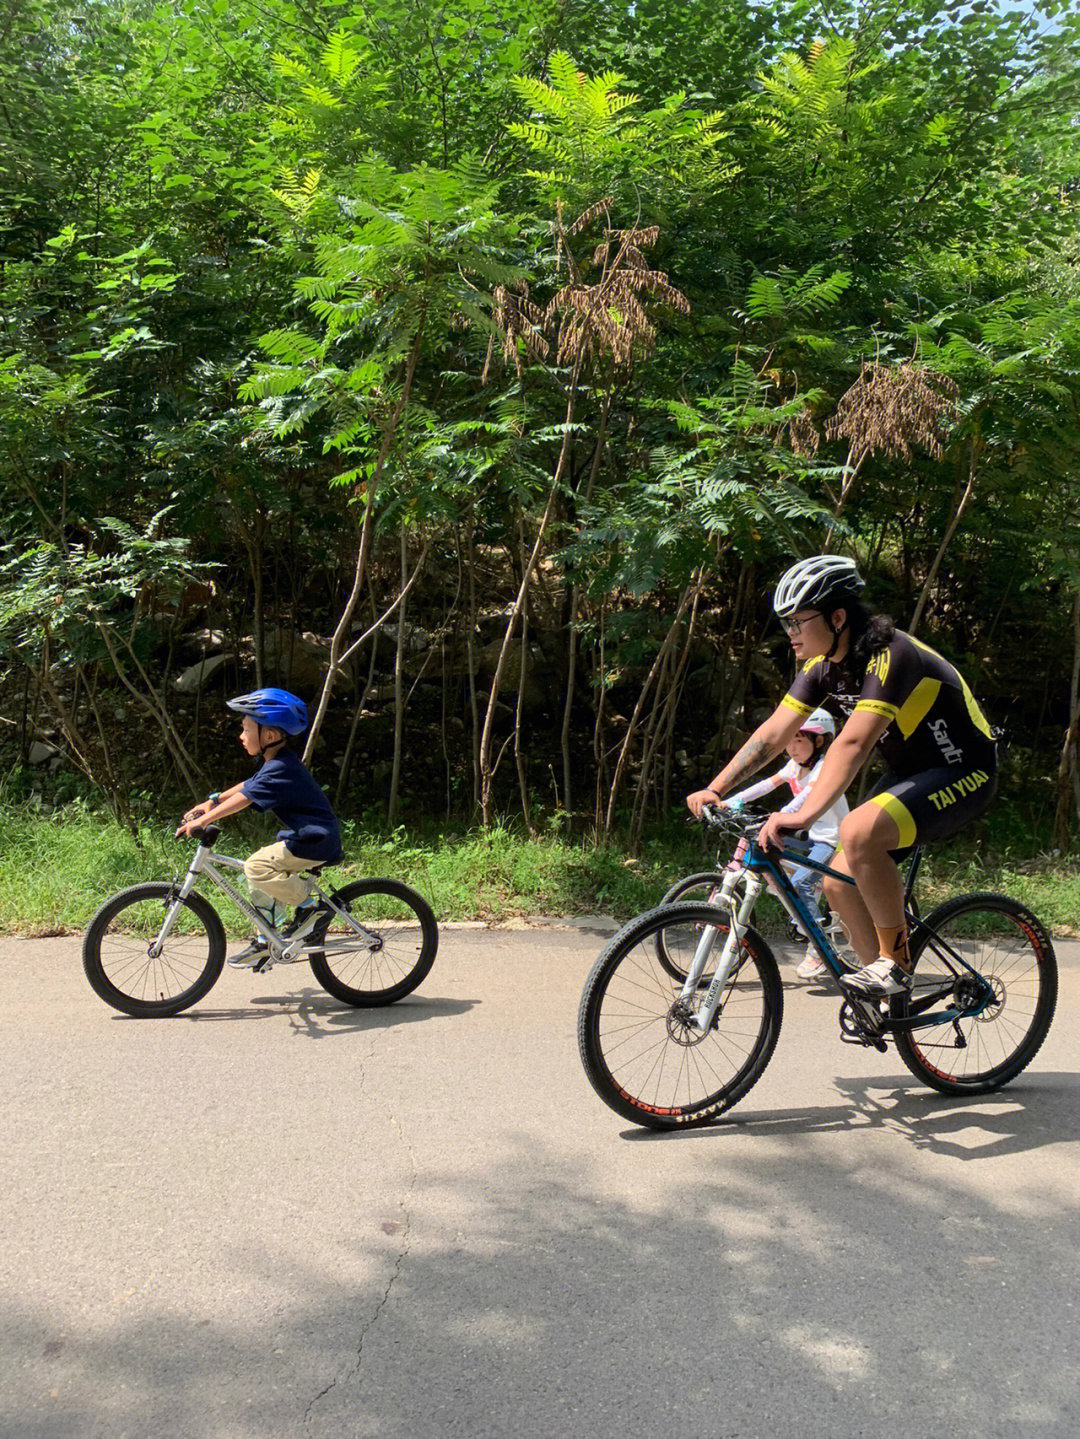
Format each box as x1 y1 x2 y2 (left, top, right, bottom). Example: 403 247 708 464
228 938 270 969
280 898 322 943
795 944 828 981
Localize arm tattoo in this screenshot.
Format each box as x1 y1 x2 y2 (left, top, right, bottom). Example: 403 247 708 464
713 737 782 796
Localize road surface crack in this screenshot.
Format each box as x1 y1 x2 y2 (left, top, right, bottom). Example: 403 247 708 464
303 1052 416 1429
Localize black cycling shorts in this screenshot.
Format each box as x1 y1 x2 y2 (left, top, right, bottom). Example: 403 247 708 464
867 763 997 853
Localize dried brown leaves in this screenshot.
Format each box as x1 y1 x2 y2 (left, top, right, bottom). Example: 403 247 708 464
489 282 551 378
490 202 689 380
787 409 821 457
825 362 959 464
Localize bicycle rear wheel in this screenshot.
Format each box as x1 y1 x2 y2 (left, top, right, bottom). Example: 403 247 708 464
308 878 438 1006
83 883 225 1017
892 892 1057 1095
578 902 782 1130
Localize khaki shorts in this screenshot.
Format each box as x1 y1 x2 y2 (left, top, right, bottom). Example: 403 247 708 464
243 842 321 907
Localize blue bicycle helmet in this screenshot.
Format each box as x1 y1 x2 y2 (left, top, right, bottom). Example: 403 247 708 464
227 688 308 735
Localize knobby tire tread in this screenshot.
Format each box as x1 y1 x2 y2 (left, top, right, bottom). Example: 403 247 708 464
892 891 1057 1095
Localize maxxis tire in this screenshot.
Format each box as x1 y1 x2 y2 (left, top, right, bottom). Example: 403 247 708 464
578 901 782 1130
891 891 1057 1095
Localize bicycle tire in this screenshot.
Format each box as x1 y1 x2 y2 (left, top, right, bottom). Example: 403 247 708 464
308 878 438 1006
83 882 226 1017
578 901 782 1130
656 872 727 980
660 871 726 907
891 892 1057 1095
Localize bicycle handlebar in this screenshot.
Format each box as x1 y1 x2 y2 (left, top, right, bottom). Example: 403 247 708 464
700 801 766 835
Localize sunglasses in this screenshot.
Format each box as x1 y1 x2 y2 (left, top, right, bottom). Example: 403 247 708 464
780 611 822 636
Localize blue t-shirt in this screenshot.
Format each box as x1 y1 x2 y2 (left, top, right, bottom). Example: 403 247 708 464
241 751 343 863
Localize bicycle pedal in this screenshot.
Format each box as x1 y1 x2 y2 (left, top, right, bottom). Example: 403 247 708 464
838 1029 886 1053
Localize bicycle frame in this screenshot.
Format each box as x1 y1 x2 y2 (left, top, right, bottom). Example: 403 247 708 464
681 819 995 1040
151 831 378 963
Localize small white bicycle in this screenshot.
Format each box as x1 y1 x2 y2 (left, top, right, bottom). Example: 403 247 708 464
82 823 438 1017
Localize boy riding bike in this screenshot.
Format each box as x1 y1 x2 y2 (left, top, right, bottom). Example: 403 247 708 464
176 687 343 968
687 555 998 999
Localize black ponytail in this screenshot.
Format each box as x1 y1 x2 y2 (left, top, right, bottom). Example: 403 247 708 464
845 599 896 676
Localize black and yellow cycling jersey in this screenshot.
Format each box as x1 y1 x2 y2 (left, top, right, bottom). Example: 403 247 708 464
780 629 997 847
781 629 997 781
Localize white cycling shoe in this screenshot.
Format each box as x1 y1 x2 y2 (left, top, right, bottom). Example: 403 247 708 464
839 957 913 999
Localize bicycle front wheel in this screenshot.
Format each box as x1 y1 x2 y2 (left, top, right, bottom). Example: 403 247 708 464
308 878 438 1006
578 902 782 1130
892 892 1057 1095
83 883 225 1017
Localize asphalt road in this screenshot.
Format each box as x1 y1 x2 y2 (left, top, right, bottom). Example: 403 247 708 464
3 926 1078 1439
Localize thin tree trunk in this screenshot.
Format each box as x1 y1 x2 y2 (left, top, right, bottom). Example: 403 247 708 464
478 355 584 825
90 614 204 796
910 438 979 636
513 511 535 834
604 586 696 836
304 315 426 763
629 574 706 848
656 578 705 827
38 640 135 831
560 393 611 815
1053 590 1080 849
335 586 380 807
592 604 607 833
387 526 408 825
466 516 481 810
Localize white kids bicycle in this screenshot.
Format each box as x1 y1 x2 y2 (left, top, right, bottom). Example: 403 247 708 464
82 823 438 1017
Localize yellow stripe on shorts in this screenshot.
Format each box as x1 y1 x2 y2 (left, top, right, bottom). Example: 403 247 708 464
869 791 917 849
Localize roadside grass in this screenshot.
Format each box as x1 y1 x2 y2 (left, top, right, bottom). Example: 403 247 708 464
1 800 1076 938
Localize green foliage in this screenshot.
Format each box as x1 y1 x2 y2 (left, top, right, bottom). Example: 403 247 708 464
1 0 1080 838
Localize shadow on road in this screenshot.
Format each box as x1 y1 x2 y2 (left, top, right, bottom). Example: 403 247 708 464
110 992 477 1033
619 1069 1080 1162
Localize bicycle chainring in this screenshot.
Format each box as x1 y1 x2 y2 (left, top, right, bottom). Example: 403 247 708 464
838 998 888 1052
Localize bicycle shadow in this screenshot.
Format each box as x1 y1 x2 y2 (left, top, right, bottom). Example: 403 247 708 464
112 993 476 1034
620 1070 1080 1163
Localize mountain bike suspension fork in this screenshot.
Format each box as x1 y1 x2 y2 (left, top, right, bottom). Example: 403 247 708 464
685 871 766 1035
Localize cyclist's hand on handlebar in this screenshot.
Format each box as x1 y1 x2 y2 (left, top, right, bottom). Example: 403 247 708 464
757 811 802 853
176 805 211 837
686 788 725 819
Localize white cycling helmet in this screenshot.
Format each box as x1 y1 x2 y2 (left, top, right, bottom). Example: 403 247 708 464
773 555 865 619
799 707 835 737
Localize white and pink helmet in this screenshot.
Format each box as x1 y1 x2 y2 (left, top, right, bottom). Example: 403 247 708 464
799 707 835 737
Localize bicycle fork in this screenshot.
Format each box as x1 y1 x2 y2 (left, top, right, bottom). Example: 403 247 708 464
145 848 209 958
680 871 766 1035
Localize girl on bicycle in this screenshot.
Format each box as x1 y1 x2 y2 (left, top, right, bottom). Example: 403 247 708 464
712 708 849 980
176 688 343 967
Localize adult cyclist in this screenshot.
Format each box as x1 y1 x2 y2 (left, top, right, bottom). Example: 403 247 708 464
686 555 998 999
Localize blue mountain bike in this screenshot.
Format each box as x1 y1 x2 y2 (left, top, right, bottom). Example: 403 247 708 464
578 805 1057 1129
